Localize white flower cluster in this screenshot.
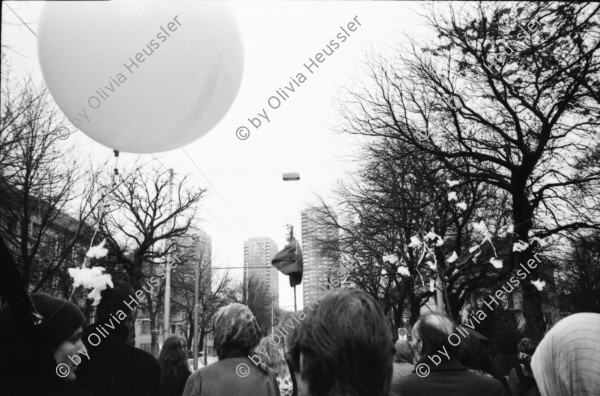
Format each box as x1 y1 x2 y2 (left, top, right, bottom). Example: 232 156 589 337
68 266 113 306
68 239 113 306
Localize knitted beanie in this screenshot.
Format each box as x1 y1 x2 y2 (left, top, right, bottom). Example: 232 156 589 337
29 294 86 352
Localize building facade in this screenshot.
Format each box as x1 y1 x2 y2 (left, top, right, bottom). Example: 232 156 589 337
301 208 341 307
243 237 279 305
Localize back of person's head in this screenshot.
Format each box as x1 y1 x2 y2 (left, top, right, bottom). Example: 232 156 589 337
531 313 600 396
458 330 500 378
158 336 190 381
394 339 414 364
93 280 136 340
411 313 457 361
289 288 394 396
95 280 135 322
254 336 287 376
212 303 262 358
517 337 536 364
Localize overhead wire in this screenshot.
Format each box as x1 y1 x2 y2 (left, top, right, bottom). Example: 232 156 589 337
150 153 243 245
181 147 256 237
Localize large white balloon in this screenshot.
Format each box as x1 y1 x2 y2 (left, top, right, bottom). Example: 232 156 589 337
38 1 244 153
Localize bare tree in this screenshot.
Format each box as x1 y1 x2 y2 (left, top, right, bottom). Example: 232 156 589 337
0 66 107 294
96 167 205 349
339 2 600 341
315 139 515 329
227 275 276 334
170 245 231 353
555 231 600 313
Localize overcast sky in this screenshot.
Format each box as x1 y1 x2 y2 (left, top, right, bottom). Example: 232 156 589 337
2 0 436 310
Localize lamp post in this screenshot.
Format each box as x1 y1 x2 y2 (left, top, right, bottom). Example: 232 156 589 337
282 173 300 311
163 169 174 343
193 256 200 370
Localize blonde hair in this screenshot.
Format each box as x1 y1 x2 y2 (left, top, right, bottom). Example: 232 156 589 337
255 335 288 376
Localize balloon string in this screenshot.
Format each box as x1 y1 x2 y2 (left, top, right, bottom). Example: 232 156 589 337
113 150 120 186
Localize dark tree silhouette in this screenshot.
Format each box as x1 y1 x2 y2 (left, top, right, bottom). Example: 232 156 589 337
338 2 600 341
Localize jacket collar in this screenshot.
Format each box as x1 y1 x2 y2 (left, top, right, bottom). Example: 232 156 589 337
218 345 250 360
416 356 466 373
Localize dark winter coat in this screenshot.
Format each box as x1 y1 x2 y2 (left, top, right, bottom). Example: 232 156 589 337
508 365 542 396
182 348 280 396
76 323 160 396
394 357 508 396
160 367 191 396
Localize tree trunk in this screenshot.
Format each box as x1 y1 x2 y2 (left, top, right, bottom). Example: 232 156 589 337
521 276 546 342
409 292 421 326
199 327 206 351
513 188 546 342
187 314 194 351
150 316 158 356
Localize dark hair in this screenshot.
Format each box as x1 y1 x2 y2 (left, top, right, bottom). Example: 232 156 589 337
288 288 393 396
459 331 501 377
518 338 536 355
95 280 136 323
158 336 190 382
413 313 457 358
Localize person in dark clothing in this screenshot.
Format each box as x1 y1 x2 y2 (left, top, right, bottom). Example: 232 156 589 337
0 293 92 396
395 313 508 396
459 329 510 394
159 336 191 396
182 303 280 396
286 288 395 396
507 338 541 396
76 281 160 396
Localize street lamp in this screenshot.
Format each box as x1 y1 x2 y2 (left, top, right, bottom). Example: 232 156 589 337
283 172 300 181
282 173 301 311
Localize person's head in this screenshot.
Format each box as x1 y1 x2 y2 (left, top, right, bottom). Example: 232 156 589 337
0 294 87 382
212 303 262 359
531 313 600 396
394 339 414 364
254 335 288 376
410 313 456 363
517 337 536 368
288 288 394 396
158 336 190 381
95 280 136 336
458 329 499 377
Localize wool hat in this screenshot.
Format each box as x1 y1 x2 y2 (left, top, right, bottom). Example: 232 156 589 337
30 294 86 352
0 294 86 354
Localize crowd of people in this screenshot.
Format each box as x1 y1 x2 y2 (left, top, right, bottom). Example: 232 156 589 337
1 283 599 396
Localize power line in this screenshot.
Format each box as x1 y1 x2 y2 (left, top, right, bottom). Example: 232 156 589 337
150 154 242 245
181 147 256 237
